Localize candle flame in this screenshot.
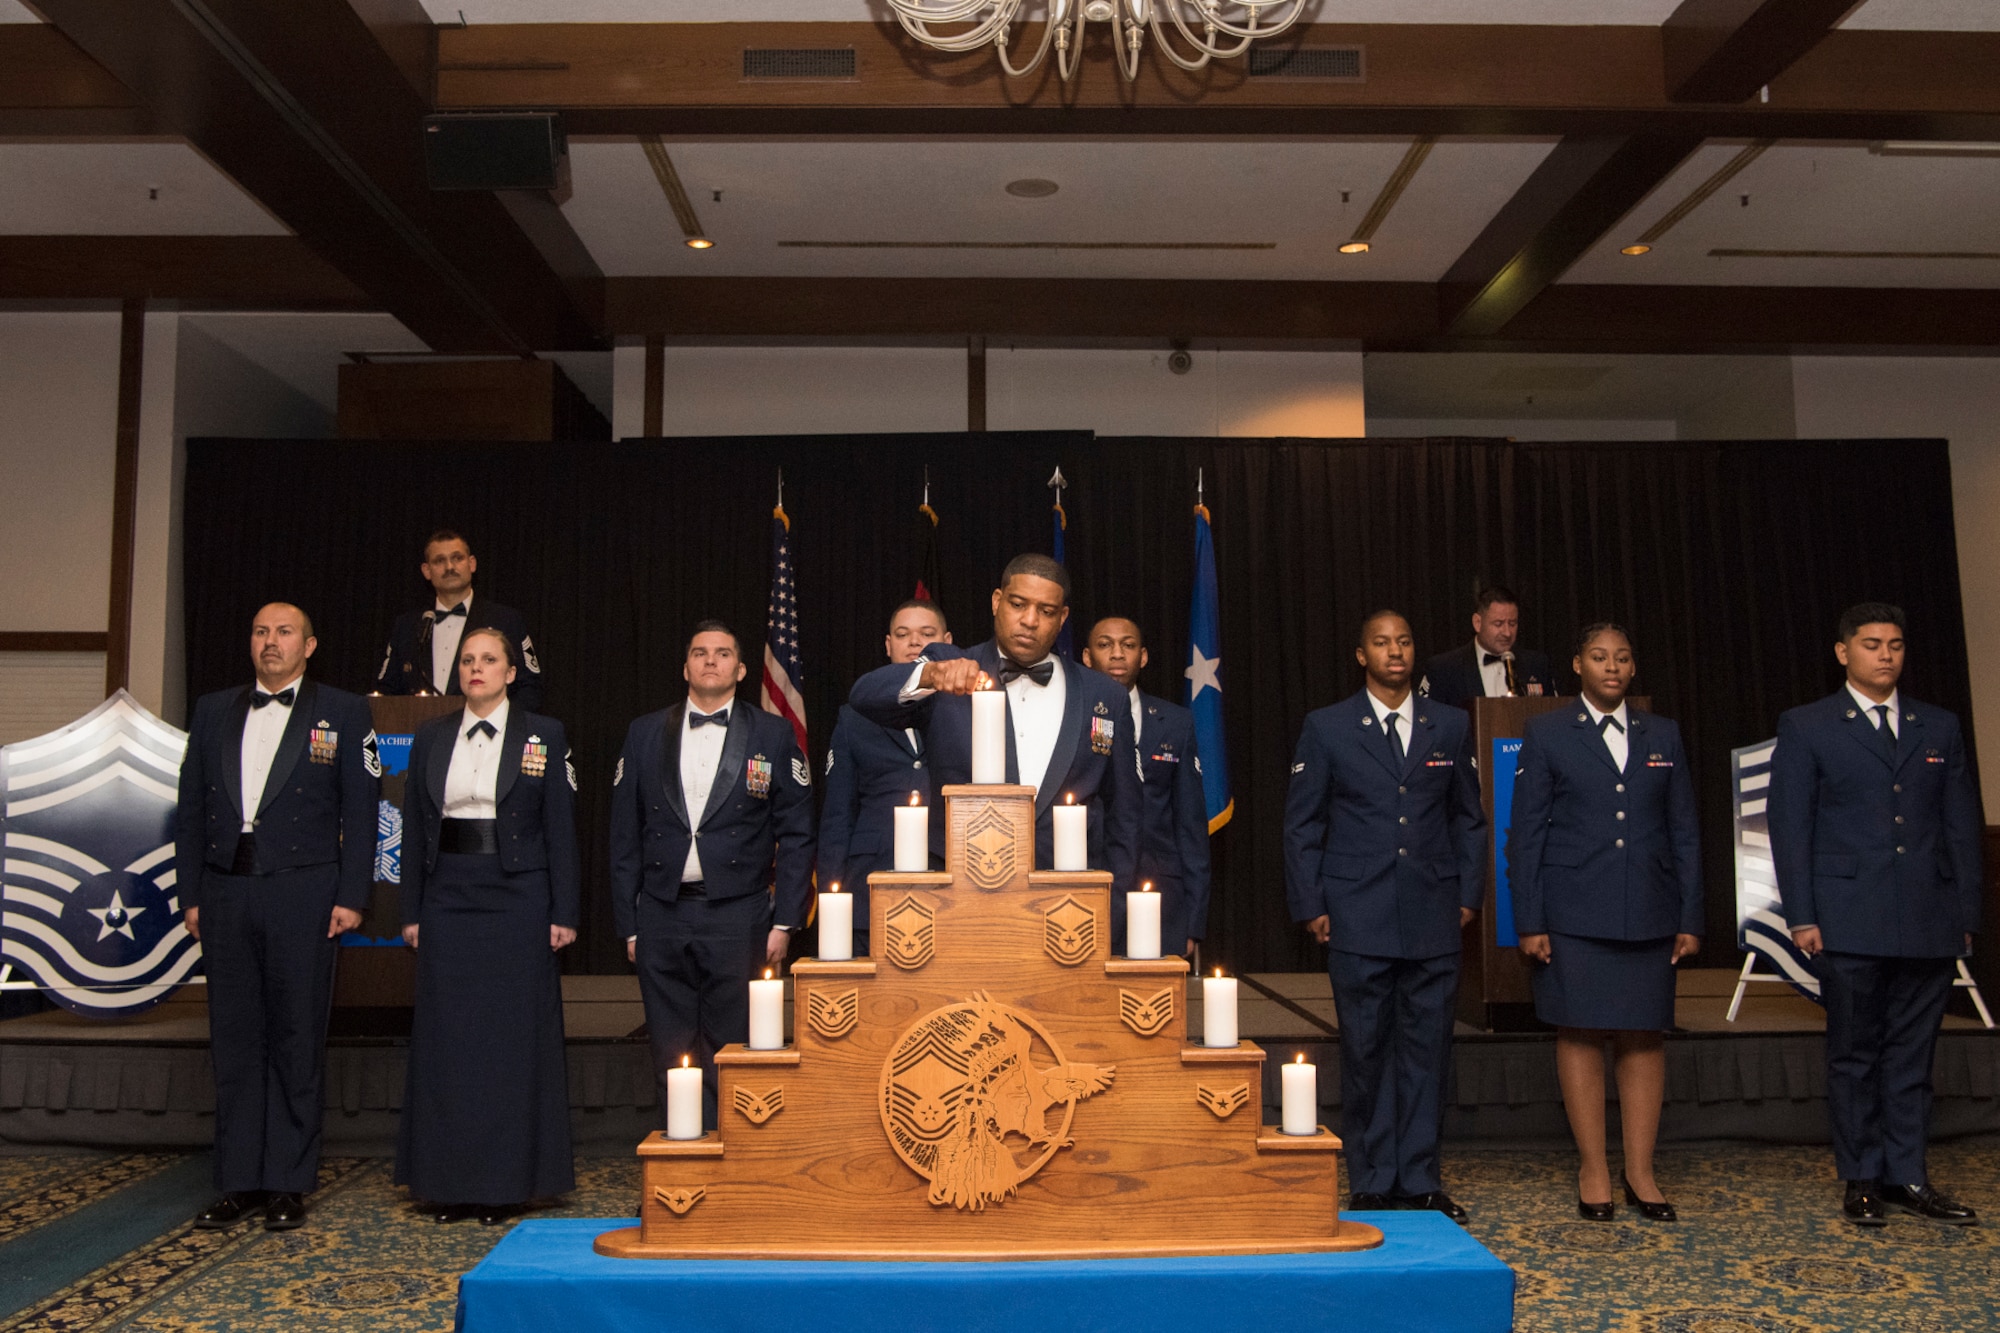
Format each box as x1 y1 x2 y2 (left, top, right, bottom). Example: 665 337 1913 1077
829 881 842 894
909 791 921 806
1215 967 1224 978
681 1054 691 1068
1295 1053 1305 1064
763 968 773 980
1065 792 1075 805
1141 880 1154 893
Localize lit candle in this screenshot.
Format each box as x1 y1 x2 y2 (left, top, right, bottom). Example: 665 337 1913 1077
748 968 784 1050
1203 968 1239 1048
894 792 928 872
818 882 852 961
1281 1053 1317 1136
666 1055 702 1140
1125 881 1161 959
971 687 1006 783
1052 792 1087 871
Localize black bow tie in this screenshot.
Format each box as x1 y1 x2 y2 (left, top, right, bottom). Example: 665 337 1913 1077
467 719 497 741
999 659 1056 688
1483 652 1508 666
250 687 295 709
689 708 729 729
1598 714 1624 734
435 603 467 618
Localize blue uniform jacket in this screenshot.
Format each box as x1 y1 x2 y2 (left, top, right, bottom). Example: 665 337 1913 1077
1505 707 1703 940
376 597 544 712
1768 690 1983 958
400 707 581 930
1132 691 1213 942
1283 690 1484 960
174 680 379 913
607 701 816 941
849 640 1139 895
817 703 930 910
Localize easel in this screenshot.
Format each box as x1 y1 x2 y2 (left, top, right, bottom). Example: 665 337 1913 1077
1726 951 1994 1028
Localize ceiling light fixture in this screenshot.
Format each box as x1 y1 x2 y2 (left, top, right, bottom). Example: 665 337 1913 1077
1005 178 1060 198
885 0 1306 82
1620 244 1652 256
1338 241 1370 255
686 237 715 250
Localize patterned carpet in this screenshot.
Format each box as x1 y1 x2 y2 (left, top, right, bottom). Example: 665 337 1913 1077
1 1141 1995 1332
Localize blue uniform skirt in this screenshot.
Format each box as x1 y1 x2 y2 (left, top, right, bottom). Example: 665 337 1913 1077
394 852 574 1205
1531 931 1678 1032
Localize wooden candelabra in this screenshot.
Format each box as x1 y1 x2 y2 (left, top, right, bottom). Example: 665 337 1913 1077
596 784 1382 1261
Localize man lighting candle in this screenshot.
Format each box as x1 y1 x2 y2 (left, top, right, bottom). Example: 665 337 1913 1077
850 555 1139 929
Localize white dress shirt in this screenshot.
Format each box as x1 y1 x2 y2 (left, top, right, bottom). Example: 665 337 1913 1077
1129 685 1146 783
443 699 509 819
239 671 304 831
680 699 731 881
1847 682 1901 739
1365 689 1416 758
900 653 1068 793
1477 646 1511 698
1583 699 1631 771
431 589 474 692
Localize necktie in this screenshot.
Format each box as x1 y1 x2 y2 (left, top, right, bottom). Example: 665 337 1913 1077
1599 715 1623 735
468 720 496 741
436 603 467 618
999 659 1056 687
1384 712 1405 765
1874 704 1896 757
689 709 729 729
250 687 295 709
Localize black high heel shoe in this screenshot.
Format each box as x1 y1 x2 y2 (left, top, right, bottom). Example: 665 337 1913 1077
1577 1196 1616 1221
1622 1175 1677 1222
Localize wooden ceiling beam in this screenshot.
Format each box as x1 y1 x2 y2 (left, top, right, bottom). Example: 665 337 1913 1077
0 236 370 305
0 23 156 134
1662 0 1859 105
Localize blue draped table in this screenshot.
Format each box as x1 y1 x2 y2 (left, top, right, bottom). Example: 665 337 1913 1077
454 1214 1514 1333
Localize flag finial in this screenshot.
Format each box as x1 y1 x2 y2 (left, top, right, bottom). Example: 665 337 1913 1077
1047 466 1066 493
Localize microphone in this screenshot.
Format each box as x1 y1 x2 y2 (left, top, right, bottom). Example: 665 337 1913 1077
414 611 439 697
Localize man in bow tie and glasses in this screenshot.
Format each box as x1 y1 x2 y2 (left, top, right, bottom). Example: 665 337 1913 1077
609 621 814 1130
175 603 378 1233
849 554 1140 940
1418 585 1554 709
375 529 545 710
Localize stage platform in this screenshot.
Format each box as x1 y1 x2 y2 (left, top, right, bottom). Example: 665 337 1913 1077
454 1215 1514 1333
4 970 1996 1150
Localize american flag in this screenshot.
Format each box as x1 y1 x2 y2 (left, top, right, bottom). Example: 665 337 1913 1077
760 502 808 754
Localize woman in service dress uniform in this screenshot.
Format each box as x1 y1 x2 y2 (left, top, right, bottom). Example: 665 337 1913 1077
1507 623 1702 1222
395 627 578 1224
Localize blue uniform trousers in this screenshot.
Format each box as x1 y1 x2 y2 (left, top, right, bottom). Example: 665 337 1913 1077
1816 950 1955 1184
1328 949 1459 1198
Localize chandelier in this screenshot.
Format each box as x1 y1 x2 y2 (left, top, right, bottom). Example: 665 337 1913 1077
885 0 1308 82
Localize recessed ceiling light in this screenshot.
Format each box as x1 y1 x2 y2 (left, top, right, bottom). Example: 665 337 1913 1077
1005 179 1060 198
1338 241 1369 255
1620 244 1651 256
686 237 715 250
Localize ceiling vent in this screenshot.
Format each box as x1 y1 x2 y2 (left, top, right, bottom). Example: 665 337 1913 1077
1246 46 1364 81
742 48 858 80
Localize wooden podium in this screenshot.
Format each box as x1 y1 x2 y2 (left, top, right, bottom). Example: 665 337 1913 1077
597 784 1382 1261
1459 695 1646 1030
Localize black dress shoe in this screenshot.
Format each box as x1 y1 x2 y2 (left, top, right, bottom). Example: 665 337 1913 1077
1348 1192 1395 1211
428 1203 475 1224
193 1192 266 1230
1402 1191 1469 1223
1577 1196 1616 1221
263 1192 306 1231
1880 1183 1978 1224
1622 1175 1678 1222
1843 1180 1887 1226
478 1204 518 1227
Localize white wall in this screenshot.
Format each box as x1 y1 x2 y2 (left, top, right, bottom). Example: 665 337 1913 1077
992 348 1364 438
1794 356 2000 806
1366 417 1678 440
655 346 966 437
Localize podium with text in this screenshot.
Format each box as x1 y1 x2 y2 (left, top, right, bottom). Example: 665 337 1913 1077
597 783 1381 1261
1459 695 1646 1031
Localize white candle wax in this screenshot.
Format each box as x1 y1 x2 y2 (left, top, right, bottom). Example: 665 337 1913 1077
1202 974 1239 1047
1052 799 1088 871
748 972 785 1050
1281 1057 1318 1136
893 800 928 872
1126 886 1161 959
665 1060 702 1140
971 690 1007 783
818 889 852 961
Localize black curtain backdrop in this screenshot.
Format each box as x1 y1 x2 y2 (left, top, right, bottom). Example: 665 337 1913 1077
182 434 1974 977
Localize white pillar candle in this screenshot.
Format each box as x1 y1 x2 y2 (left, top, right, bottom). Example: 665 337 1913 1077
1202 970 1239 1048
665 1056 702 1140
1125 882 1161 959
1052 795 1088 871
1281 1054 1318 1136
970 689 1006 783
818 885 853 961
893 795 928 872
748 969 785 1050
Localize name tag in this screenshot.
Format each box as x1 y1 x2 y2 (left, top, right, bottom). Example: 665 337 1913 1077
746 755 773 798
1090 717 1115 756
309 727 338 764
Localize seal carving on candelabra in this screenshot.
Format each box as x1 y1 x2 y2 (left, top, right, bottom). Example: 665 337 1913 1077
879 992 1114 1212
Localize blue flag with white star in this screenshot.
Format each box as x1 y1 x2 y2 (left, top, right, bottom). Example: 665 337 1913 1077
1186 503 1232 832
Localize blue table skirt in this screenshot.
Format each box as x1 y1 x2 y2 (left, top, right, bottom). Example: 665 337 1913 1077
455 1215 1514 1333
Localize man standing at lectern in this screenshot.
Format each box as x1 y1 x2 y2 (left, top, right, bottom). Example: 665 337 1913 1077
377 529 545 711
1419 586 1554 708
849 555 1140 939
1285 610 1484 1221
